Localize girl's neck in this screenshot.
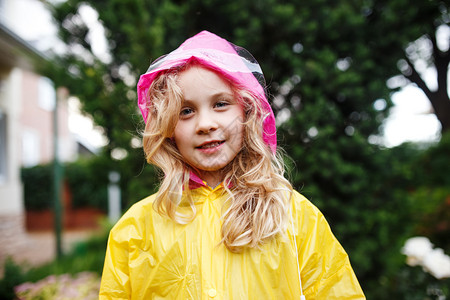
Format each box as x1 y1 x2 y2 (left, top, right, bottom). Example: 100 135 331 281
197 170 224 189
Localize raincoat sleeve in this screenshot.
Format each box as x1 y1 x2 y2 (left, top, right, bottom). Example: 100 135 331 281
292 191 365 299
99 199 149 299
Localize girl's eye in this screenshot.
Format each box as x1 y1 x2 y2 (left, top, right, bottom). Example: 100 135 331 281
180 107 194 117
215 101 229 108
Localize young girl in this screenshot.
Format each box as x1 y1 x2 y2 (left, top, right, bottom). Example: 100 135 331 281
99 31 365 299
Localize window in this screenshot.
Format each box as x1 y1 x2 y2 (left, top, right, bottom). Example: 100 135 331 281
22 129 40 168
38 77 56 111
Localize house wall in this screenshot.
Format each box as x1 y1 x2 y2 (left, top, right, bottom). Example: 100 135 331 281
0 67 77 261
0 66 75 212
0 67 27 259
20 70 76 166
0 67 24 215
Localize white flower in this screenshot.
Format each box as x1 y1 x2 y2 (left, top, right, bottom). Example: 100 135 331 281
422 248 450 280
401 237 434 266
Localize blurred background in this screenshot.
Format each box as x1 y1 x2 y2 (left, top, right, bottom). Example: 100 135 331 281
0 0 449 298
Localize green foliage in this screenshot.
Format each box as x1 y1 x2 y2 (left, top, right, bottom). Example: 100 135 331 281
119 160 160 210
411 187 450 251
407 132 450 251
373 136 450 297
416 132 450 187
283 123 425 292
0 258 25 299
21 157 110 211
21 164 53 211
384 265 450 299
65 157 109 210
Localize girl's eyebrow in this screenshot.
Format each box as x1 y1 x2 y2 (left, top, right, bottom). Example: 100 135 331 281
214 91 234 99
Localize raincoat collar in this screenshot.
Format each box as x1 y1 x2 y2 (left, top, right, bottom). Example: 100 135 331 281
188 171 231 191
188 171 208 189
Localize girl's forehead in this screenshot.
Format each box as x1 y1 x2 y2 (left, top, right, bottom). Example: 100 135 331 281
178 66 235 100
178 65 228 82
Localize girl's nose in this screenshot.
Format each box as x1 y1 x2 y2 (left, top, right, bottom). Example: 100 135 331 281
196 111 218 134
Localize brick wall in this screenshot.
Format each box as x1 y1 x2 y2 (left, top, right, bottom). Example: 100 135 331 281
0 213 27 263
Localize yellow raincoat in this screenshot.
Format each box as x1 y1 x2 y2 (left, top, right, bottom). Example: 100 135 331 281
99 185 365 299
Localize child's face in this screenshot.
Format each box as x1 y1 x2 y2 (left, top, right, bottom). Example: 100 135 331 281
173 66 245 187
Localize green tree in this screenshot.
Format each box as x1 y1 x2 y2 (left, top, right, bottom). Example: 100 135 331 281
42 0 447 297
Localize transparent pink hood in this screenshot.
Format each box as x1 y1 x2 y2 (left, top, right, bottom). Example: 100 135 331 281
137 31 277 152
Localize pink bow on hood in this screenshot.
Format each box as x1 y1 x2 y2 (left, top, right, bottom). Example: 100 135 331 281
137 30 277 152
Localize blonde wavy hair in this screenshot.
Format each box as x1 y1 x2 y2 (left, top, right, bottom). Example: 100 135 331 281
142 63 292 252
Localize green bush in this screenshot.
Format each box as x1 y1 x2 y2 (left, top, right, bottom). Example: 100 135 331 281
408 132 450 251
65 157 109 210
0 258 25 299
21 164 53 211
21 157 109 212
388 265 449 299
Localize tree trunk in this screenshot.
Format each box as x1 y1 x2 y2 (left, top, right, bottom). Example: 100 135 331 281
403 34 450 133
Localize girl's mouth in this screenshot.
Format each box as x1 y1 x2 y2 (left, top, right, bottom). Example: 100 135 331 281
197 141 225 149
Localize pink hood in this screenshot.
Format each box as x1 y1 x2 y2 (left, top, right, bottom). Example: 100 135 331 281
137 30 277 152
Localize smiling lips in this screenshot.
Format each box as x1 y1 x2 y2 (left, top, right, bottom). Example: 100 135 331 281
197 140 225 149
